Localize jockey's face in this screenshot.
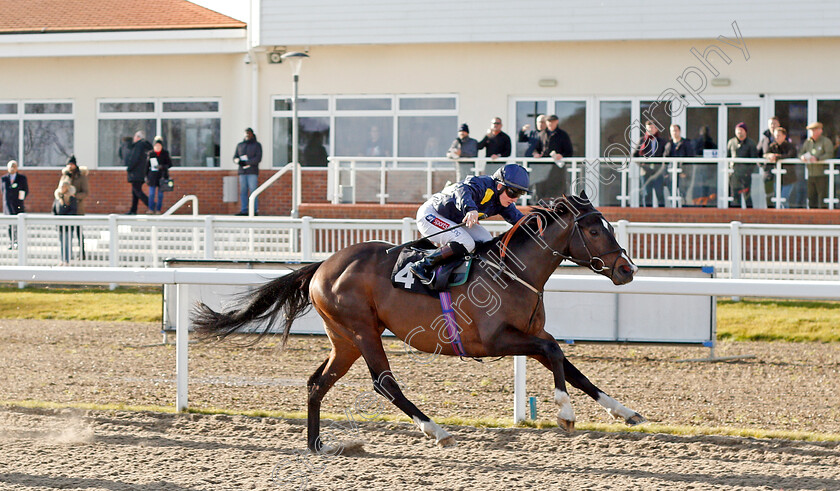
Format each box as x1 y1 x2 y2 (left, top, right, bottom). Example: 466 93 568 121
497 182 519 206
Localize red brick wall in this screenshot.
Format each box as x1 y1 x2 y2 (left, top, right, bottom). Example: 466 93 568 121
17 168 329 216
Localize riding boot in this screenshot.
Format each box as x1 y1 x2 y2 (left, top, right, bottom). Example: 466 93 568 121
409 242 466 285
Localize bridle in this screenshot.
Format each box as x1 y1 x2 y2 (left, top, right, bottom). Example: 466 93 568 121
553 209 629 275
499 207 630 277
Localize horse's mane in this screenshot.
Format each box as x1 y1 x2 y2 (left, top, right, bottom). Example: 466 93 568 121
473 195 593 258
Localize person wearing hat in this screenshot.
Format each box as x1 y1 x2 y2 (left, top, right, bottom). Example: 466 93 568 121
447 123 478 180
726 122 759 207
145 137 172 214
57 155 90 259
409 163 529 285
799 122 834 209
233 127 262 216
1 160 27 249
534 114 575 200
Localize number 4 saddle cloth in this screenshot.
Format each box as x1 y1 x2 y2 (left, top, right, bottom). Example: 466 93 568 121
390 240 473 297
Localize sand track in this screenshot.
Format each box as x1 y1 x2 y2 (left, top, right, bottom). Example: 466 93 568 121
1 319 839 489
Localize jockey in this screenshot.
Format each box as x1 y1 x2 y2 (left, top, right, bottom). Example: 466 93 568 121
410 163 530 284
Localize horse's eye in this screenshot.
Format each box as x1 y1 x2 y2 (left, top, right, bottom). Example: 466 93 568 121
590 229 599 236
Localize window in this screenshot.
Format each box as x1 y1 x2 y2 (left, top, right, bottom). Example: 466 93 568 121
599 100 632 206
0 101 74 167
98 99 221 167
271 95 458 166
774 100 808 149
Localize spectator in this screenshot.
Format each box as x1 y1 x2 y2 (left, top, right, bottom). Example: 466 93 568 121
1 160 27 249
447 123 478 181
534 114 574 197
146 136 172 214
518 114 546 157
123 131 152 215
756 116 781 156
58 155 89 259
301 132 328 167
364 126 389 157
799 122 834 209
764 127 798 208
477 117 512 160
726 122 759 208
52 181 77 266
633 121 667 207
664 124 696 205
693 125 717 157
234 127 263 216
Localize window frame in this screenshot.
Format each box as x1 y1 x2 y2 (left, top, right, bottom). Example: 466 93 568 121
96 97 222 168
0 99 75 167
270 93 459 167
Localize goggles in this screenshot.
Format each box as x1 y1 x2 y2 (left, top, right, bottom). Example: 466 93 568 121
503 187 526 199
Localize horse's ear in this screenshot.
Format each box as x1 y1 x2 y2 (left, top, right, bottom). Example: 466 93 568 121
580 189 588 201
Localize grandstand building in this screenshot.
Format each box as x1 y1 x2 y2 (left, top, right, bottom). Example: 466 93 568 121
2 0 839 222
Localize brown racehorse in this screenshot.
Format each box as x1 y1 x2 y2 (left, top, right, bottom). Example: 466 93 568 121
193 192 646 451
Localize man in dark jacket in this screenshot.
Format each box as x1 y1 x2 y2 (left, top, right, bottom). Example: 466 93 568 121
726 122 760 208
663 124 696 206
764 127 798 208
234 128 263 215
2 160 27 248
477 118 511 160
518 114 546 157
122 131 152 214
534 114 574 198
633 121 667 207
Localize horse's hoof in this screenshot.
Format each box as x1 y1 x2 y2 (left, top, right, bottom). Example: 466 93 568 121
557 417 575 433
437 435 457 448
625 413 647 426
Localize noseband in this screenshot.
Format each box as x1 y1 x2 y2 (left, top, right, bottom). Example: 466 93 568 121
554 209 628 274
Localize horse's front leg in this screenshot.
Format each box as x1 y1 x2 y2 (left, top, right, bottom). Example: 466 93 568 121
485 325 575 432
532 331 646 426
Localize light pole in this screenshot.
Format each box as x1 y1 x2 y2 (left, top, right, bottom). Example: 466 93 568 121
281 51 309 218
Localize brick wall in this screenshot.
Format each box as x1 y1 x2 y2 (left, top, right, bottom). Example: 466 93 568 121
17 168 329 216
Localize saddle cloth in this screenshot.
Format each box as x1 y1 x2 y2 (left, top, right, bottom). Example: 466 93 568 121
391 241 472 297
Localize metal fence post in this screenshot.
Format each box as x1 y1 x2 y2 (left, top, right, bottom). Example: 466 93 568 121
729 221 742 301
176 282 189 412
513 355 526 423
301 216 312 262
617 219 630 253
401 217 414 244
204 215 214 260
108 214 118 290
16 213 26 288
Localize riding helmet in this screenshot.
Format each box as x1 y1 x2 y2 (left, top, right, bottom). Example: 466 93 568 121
493 164 530 192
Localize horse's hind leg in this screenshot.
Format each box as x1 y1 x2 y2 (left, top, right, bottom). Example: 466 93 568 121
307 340 361 452
356 336 456 447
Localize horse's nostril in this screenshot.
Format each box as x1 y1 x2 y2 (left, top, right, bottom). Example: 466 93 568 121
620 265 633 275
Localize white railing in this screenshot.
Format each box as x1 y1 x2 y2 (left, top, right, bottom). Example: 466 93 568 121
327 156 840 210
162 195 199 216
1 215 839 280
1 265 839 419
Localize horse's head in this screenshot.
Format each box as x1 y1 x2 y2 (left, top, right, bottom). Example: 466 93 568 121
549 191 637 285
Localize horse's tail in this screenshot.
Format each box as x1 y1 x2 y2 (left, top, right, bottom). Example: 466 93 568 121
192 261 323 347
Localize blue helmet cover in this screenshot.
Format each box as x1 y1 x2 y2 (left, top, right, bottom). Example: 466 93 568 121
493 164 529 191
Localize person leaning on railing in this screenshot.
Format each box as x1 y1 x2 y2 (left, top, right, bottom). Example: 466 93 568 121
726 122 759 208
763 127 797 208
799 122 834 209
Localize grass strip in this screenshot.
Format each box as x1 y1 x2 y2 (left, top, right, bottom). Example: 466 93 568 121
4 399 838 443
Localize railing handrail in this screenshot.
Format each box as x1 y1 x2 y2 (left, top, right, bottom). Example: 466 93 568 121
162 195 199 216
249 162 294 217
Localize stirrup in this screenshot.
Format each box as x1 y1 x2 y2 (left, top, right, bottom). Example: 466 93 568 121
410 261 436 285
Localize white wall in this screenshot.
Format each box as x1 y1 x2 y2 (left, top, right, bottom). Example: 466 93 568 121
259 0 840 46
0 53 251 169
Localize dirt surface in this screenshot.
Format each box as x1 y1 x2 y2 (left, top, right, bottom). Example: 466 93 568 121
1 319 840 490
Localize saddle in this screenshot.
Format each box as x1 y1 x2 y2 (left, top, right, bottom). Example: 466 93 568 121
391 239 473 297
